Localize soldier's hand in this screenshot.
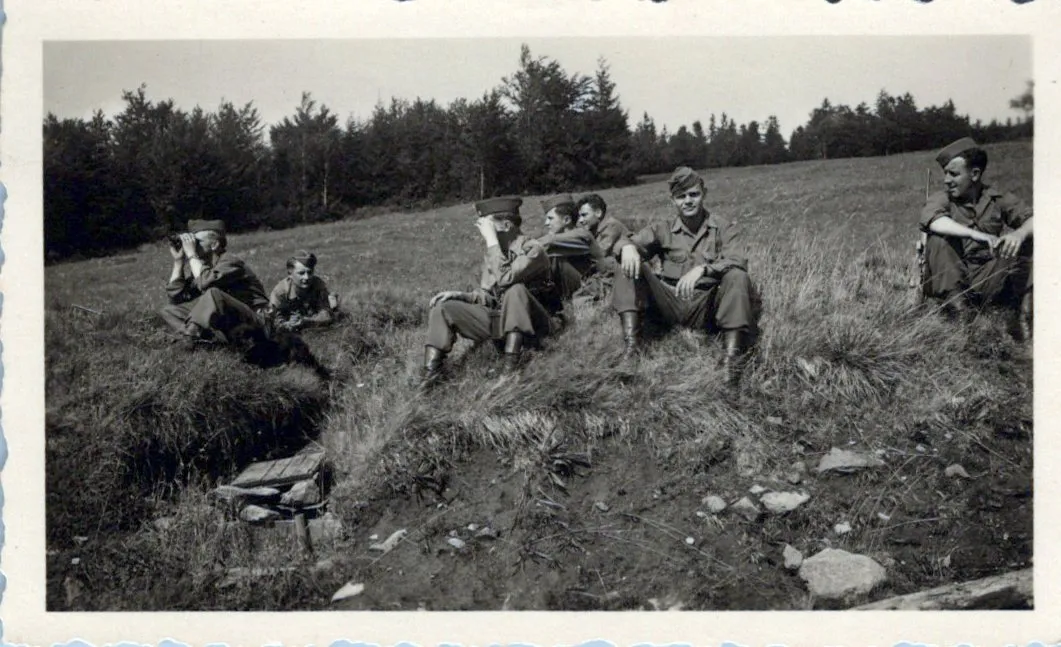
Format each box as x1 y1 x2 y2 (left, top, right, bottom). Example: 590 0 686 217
676 265 706 299
430 290 465 308
996 230 1027 259
620 245 642 280
179 233 199 259
476 217 500 246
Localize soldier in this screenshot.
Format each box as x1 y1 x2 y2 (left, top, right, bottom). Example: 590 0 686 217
537 193 599 303
269 249 339 332
919 137 1033 338
417 197 556 388
160 219 271 348
613 167 756 386
574 193 631 301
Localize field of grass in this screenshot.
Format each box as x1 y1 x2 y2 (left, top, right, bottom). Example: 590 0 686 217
44 142 1033 611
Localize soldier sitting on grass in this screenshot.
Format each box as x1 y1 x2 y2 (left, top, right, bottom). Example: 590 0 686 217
574 192 632 303
416 197 558 389
613 167 757 388
268 249 340 332
536 193 601 305
918 137 1033 339
160 218 271 349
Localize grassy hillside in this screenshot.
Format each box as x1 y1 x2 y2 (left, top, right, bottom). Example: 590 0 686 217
45 142 1033 610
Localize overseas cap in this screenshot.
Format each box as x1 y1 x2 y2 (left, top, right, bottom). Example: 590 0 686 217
187 219 226 234
475 196 523 219
290 249 318 269
540 193 575 214
668 166 704 196
935 137 979 168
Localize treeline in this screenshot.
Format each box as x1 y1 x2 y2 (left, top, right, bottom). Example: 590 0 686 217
44 45 1033 260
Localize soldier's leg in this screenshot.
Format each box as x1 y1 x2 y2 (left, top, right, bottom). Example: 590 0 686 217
499 284 554 340
186 288 263 343
159 303 193 335
968 255 1032 309
552 258 584 301
425 301 493 352
922 234 967 300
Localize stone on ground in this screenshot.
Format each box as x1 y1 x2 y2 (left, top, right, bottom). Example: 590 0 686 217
783 544 804 570
239 504 280 524
331 581 365 602
731 496 761 521
369 528 408 553
816 447 886 474
280 479 321 506
834 521 853 535
761 491 811 514
944 464 971 479
702 495 727 513
799 548 887 601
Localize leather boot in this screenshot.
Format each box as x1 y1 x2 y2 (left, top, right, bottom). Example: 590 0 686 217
417 345 447 390
722 329 748 388
502 331 524 373
620 311 641 359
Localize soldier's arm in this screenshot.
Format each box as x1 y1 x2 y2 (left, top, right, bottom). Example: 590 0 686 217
703 219 748 276
999 192 1033 235
597 219 631 258
166 275 199 304
619 224 660 259
539 229 594 258
489 239 550 288
301 281 335 326
193 257 246 292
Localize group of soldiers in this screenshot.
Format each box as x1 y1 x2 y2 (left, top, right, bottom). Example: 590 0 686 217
160 136 1033 390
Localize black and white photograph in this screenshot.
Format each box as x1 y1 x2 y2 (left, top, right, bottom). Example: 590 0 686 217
5 0 1061 644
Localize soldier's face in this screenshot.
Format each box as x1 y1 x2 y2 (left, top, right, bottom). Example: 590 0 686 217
671 185 705 218
290 262 314 289
943 157 981 201
544 208 570 234
577 204 602 230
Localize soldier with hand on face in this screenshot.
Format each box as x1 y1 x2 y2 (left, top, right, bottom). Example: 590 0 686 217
613 167 757 387
416 197 558 389
918 137 1033 338
160 218 271 349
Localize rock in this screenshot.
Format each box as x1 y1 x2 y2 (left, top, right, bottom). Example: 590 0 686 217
798 548 887 601
239 504 281 524
761 491 811 514
684 536 695 546
447 537 467 550
783 544 804 570
702 495 727 513
308 512 343 546
595 501 610 512
369 528 408 553
331 582 365 602
915 444 927 453
816 447 885 474
695 511 708 519
766 416 784 426
467 523 479 532
834 521 853 535
280 479 321 507
475 526 499 540
212 484 281 504
749 484 767 495
153 516 176 532
731 497 761 522
944 464 971 479
369 534 379 541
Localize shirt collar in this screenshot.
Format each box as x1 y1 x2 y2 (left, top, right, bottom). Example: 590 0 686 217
670 209 714 236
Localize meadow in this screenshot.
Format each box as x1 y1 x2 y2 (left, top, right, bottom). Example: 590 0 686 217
44 142 1033 610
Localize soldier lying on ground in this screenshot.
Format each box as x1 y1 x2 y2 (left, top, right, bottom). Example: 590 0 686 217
614 167 758 387
918 137 1033 339
416 197 560 389
269 249 340 332
160 218 271 349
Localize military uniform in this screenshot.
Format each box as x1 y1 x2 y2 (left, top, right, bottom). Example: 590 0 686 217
919 139 1032 309
269 275 334 326
160 220 270 344
575 213 632 303
536 194 601 303
613 209 754 333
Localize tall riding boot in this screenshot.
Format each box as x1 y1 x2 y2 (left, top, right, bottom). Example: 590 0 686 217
620 311 642 359
417 345 447 391
502 331 524 373
722 329 748 388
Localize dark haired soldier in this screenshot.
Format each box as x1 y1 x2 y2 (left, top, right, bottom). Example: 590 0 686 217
613 167 756 386
574 193 632 301
537 193 599 302
160 219 270 348
269 249 338 331
418 197 555 388
919 137 1033 337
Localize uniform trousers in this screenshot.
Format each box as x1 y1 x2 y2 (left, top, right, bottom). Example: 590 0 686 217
426 284 554 352
160 287 265 343
923 234 1032 307
612 263 755 333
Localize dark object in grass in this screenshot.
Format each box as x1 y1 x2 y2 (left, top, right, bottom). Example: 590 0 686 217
229 323 331 380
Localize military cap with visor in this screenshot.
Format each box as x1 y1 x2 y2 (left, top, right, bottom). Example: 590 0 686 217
187 218 227 234
475 196 524 220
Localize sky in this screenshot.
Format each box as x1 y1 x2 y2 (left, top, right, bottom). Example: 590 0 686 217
43 37 1031 137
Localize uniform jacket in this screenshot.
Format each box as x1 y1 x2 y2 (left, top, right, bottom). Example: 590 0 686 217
919 185 1032 263
623 210 747 284
269 275 333 322
167 255 269 310
471 235 553 309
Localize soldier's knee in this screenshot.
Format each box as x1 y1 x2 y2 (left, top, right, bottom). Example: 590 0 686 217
721 268 751 288
502 284 531 304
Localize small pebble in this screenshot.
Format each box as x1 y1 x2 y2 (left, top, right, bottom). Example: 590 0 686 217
944 464 971 479
71 557 81 565
749 484 767 495
467 523 479 532
915 444 927 453
766 416 784 426
684 536 695 545
369 534 379 541
594 501 610 512
877 512 891 522
834 522 853 535
447 537 466 550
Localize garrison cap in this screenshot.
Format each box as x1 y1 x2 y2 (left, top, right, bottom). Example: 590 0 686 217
290 249 318 269
187 218 226 234
935 137 979 168
475 196 523 219
667 166 704 196
540 193 575 214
